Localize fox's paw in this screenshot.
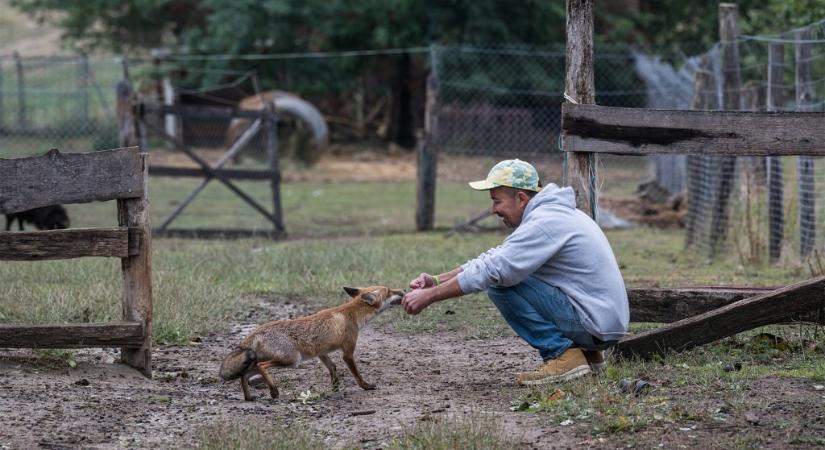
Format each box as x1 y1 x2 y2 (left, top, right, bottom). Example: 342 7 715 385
360 383 377 391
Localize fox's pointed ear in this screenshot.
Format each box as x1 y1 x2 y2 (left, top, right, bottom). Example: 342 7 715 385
343 286 360 298
361 292 378 305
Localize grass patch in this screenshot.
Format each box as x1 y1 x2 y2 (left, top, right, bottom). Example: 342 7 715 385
513 324 825 439
388 415 518 450
0 226 816 345
196 422 325 450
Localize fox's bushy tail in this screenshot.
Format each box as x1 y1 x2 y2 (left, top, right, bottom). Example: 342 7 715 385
219 348 257 381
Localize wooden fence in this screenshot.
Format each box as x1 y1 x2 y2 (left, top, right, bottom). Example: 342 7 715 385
0 147 153 376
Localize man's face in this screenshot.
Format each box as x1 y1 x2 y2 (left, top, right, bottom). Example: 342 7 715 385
490 187 529 228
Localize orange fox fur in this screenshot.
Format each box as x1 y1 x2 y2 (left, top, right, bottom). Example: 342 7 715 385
220 286 404 401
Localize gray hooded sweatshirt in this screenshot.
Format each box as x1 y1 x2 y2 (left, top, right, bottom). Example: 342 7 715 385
457 184 629 341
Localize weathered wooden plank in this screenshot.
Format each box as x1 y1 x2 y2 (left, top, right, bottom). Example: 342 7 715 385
143 103 265 120
148 165 277 180
562 103 825 156
627 287 824 324
563 0 598 219
0 147 144 214
617 276 825 359
0 322 144 348
628 287 771 323
0 227 141 260
117 153 153 377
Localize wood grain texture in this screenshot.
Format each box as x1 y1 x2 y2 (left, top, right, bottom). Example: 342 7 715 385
0 322 144 348
562 104 825 156
0 228 140 260
618 277 825 359
0 147 143 214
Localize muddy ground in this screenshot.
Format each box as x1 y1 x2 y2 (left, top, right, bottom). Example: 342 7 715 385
1 296 822 449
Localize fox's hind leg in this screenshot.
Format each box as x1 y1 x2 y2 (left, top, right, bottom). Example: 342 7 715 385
318 354 340 390
256 360 281 399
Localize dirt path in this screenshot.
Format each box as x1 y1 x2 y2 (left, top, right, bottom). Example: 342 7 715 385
1 296 822 449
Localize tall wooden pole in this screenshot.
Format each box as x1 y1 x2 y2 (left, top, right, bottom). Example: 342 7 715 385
766 43 785 263
563 0 597 220
795 29 816 259
416 69 439 231
709 3 741 257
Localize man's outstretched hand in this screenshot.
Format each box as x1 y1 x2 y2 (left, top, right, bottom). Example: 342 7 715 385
409 273 436 290
402 288 433 315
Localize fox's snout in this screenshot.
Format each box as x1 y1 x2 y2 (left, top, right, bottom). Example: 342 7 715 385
387 289 406 306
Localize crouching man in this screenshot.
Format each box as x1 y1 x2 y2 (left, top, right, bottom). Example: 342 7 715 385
402 159 628 385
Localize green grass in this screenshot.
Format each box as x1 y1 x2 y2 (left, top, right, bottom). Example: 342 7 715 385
514 324 825 439
195 416 517 450
196 422 325 450
0 225 814 344
387 415 518 449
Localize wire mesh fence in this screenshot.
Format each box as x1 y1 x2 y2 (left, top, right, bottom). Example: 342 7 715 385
3 32 825 257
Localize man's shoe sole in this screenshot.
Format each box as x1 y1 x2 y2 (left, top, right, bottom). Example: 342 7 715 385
590 362 606 373
518 364 592 386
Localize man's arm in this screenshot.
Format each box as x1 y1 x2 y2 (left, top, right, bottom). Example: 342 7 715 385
402 274 464 315
409 266 464 289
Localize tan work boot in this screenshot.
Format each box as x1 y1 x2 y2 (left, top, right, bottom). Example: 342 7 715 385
583 350 606 373
517 348 591 386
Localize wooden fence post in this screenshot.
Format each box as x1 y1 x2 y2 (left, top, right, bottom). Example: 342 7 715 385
0 56 4 134
416 68 439 231
564 0 597 220
709 3 741 257
13 51 25 130
117 153 153 377
265 109 285 233
79 54 90 132
796 29 815 258
767 43 785 263
117 61 139 148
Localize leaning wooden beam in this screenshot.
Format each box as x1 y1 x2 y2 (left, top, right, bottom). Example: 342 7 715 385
0 147 143 214
561 104 825 157
617 276 825 359
0 228 141 260
0 322 144 348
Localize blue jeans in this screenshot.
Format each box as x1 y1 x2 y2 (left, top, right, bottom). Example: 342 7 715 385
487 276 597 361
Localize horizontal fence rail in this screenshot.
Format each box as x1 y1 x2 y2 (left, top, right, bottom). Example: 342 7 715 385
0 227 141 260
562 104 825 156
0 147 143 214
0 322 145 348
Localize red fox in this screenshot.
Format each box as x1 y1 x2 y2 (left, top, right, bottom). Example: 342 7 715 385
220 286 404 401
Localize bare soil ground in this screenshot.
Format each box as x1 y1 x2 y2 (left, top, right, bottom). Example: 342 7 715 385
2 296 822 449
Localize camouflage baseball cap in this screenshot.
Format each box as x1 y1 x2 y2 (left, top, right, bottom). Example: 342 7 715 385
468 159 541 192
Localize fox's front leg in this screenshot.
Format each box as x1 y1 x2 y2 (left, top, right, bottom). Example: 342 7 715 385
240 374 254 401
256 361 280 399
342 343 375 390
318 354 340 391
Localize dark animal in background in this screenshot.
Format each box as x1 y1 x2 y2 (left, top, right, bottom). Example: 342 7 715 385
4 205 70 231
